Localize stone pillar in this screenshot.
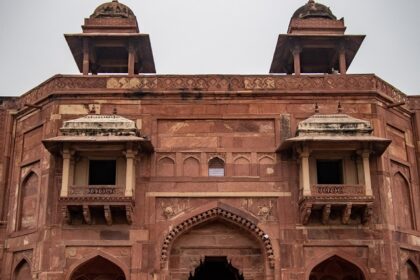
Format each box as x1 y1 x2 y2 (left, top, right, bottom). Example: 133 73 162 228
362 150 373 196
292 45 302 76
128 40 136 76
339 45 347 74
61 146 72 197
125 148 137 197
82 38 90 75
300 146 311 196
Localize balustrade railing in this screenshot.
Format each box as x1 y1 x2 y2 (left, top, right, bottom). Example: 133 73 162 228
68 185 125 196
311 184 365 196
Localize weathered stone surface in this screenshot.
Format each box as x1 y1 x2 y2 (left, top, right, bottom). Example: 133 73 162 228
1 1 420 280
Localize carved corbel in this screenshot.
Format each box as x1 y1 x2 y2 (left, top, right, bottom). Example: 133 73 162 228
342 203 352 224
126 205 133 225
62 206 71 224
322 204 331 225
362 204 373 224
83 205 92 225
300 203 312 225
104 205 112 226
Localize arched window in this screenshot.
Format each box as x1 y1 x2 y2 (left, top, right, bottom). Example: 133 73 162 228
18 172 39 231
208 157 225 177
183 157 200 177
391 173 414 229
157 157 175 177
233 157 250 176
13 260 32 280
69 256 126 280
310 255 365 280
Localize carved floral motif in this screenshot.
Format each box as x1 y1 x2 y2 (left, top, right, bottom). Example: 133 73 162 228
15 75 407 111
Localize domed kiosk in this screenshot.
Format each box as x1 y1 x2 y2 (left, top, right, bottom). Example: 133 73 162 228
65 0 155 75
270 0 364 75
292 0 337 20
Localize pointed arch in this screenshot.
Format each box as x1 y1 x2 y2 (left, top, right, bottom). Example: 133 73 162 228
18 171 39 231
306 252 368 280
258 156 275 177
208 157 225 176
157 157 175 177
183 156 200 177
233 156 251 176
13 259 32 280
406 259 420 280
160 203 275 270
65 251 128 280
391 171 414 229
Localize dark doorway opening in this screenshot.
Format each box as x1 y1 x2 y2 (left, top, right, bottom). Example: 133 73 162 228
316 160 343 184
89 160 116 185
188 256 244 280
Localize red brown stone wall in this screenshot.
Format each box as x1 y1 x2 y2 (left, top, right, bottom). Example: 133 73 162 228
0 76 419 279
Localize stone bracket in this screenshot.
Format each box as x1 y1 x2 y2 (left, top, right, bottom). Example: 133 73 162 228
83 205 92 225
104 205 112 226
322 204 331 225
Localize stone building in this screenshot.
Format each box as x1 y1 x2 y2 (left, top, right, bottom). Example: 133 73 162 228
1 0 420 279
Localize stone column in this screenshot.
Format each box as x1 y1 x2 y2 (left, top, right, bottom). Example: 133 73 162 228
362 150 373 196
300 146 311 196
61 147 72 197
128 40 136 76
82 38 90 75
292 46 302 76
125 148 137 197
339 45 347 74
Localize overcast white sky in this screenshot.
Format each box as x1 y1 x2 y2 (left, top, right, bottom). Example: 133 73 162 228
0 0 419 96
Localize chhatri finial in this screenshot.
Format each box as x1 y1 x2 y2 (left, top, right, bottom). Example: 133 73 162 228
314 103 319 113
308 0 315 4
112 0 118 2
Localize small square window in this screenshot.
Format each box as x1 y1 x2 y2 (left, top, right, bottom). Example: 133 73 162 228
89 160 116 185
316 160 343 184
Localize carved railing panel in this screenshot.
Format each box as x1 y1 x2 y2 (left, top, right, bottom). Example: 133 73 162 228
311 184 365 196
68 185 125 196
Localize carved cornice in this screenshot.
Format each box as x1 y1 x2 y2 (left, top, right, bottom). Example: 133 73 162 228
15 74 407 110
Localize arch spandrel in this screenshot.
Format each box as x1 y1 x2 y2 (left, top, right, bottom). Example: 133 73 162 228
160 204 275 270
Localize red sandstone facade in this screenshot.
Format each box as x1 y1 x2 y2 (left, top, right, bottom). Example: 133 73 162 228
1 1 420 279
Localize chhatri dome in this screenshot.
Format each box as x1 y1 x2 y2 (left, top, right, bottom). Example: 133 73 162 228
292 0 337 20
90 0 136 19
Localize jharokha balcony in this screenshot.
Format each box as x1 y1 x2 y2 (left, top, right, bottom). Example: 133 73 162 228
60 185 134 226
43 113 153 225
278 112 390 225
299 184 374 225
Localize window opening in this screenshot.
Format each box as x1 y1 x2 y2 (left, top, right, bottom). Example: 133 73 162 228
208 157 225 177
316 160 343 184
89 160 116 185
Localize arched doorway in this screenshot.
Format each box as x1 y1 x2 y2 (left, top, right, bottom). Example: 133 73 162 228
189 256 244 280
69 256 125 280
169 220 264 280
309 256 365 280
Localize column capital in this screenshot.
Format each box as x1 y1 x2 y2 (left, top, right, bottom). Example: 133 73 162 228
124 149 138 158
